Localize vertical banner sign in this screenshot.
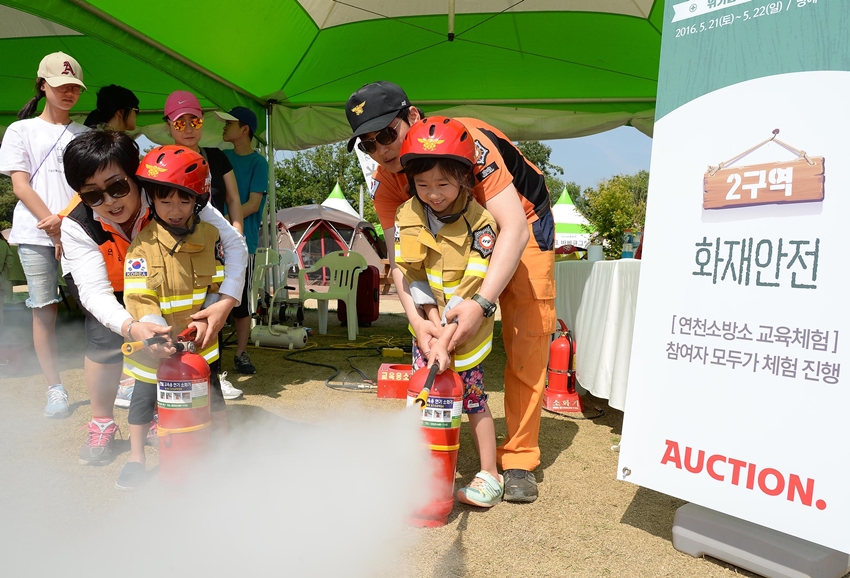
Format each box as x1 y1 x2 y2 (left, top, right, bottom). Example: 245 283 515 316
619 0 849 553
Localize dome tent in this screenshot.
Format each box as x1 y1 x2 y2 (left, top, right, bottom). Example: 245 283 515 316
552 187 592 249
275 205 385 277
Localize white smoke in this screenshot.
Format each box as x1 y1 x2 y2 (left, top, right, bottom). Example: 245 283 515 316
1 404 432 577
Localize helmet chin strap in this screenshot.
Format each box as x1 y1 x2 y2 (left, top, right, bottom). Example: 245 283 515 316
416 192 471 224
153 209 201 255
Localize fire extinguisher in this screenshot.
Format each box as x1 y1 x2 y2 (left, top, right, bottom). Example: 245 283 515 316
406 364 464 528
154 327 212 485
543 319 583 413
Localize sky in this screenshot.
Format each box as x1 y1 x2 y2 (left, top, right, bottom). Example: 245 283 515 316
545 126 653 191
140 124 653 192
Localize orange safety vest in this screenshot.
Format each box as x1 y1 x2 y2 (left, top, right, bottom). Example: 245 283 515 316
60 195 151 293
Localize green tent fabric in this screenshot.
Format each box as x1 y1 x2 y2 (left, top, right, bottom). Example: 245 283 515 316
0 1 663 149
552 187 592 248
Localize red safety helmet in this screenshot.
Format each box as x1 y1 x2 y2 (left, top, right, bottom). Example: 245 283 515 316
400 117 476 168
136 145 211 208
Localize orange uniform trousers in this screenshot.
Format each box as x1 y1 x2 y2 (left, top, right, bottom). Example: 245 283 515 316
496 223 556 471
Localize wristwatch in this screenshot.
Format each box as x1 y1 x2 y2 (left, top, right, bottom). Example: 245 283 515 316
471 293 497 318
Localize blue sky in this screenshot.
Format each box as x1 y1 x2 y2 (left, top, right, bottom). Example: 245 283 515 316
544 126 653 191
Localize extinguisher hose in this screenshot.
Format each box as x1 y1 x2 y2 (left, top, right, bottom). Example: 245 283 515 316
121 336 168 356
414 364 439 408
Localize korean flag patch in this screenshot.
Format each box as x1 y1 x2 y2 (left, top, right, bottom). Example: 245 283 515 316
472 225 496 259
125 258 148 277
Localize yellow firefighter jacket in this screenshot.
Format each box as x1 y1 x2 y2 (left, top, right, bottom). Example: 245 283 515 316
394 194 498 372
122 218 225 384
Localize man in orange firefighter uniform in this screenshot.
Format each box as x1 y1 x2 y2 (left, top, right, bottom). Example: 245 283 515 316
347 82 556 502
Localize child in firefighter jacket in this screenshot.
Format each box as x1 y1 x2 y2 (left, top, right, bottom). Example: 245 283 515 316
117 145 226 490
395 117 503 508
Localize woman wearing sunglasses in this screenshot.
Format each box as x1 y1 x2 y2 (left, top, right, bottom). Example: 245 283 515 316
0 52 89 419
84 84 140 132
163 91 243 235
58 130 247 466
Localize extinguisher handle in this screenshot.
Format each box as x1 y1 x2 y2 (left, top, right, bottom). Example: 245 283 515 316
557 319 568 334
176 326 198 342
414 364 440 409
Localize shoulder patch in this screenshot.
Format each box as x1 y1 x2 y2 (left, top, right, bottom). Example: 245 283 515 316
475 162 498 182
471 225 497 259
125 258 148 277
215 239 225 264
474 139 490 166
369 178 380 199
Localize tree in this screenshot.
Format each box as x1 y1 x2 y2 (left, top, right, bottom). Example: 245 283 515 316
274 142 379 225
0 175 15 230
577 170 648 259
516 141 565 206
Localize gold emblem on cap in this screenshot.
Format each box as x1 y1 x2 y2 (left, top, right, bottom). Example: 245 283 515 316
145 164 167 177
418 137 444 151
351 101 366 115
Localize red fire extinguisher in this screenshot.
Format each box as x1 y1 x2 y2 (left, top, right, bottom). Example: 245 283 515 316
406 364 464 528
543 319 583 413
155 327 212 485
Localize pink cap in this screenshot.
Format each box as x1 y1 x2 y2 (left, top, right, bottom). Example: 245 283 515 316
164 90 202 121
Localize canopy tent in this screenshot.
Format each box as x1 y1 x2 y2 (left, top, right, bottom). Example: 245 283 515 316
321 183 359 219
0 1 663 147
552 187 592 248
275 205 385 274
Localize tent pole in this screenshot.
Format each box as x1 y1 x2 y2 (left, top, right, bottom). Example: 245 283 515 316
266 102 279 294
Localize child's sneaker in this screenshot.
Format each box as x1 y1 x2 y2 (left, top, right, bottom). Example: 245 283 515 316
219 372 243 400
456 471 504 508
78 418 121 465
115 462 146 491
114 375 135 409
44 385 70 418
233 352 256 375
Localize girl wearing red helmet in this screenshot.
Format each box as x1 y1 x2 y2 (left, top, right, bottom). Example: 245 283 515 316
117 145 229 490
397 117 504 508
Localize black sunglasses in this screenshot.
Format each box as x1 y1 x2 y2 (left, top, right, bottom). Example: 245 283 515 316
79 176 132 207
357 117 404 155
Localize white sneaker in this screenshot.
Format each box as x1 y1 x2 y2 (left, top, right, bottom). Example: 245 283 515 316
44 385 70 418
114 376 135 409
219 372 243 400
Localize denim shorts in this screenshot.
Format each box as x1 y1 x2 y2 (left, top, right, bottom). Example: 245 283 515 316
17 244 60 309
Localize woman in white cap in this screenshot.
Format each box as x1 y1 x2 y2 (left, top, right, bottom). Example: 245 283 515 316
0 52 89 419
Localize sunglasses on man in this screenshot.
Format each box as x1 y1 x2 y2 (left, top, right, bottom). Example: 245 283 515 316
357 117 403 155
170 116 204 131
78 176 132 208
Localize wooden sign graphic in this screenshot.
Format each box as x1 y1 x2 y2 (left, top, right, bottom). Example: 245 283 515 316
703 131 825 210
704 157 825 210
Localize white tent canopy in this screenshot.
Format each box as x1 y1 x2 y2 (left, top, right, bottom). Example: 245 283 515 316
552 187 592 248
321 183 359 218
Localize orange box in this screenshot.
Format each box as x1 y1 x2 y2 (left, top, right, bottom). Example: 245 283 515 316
377 363 413 399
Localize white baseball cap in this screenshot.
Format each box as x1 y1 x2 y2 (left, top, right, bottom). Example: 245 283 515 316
37 52 86 90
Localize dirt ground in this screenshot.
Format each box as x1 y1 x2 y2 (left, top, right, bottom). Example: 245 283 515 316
1 299 842 578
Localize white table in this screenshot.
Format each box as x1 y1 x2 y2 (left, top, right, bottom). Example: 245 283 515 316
574 259 641 411
553 260 595 332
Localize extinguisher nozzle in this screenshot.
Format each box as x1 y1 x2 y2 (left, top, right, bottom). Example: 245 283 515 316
122 342 142 355
414 390 430 409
